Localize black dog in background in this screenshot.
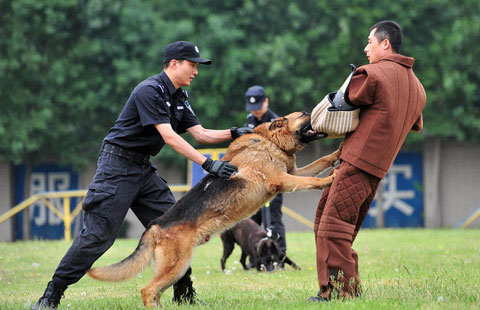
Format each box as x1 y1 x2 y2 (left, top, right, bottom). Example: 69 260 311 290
220 219 300 272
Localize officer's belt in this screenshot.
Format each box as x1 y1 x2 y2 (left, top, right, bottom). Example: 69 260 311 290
101 143 150 165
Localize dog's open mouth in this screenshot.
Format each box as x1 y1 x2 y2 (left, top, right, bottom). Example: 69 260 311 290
300 121 327 142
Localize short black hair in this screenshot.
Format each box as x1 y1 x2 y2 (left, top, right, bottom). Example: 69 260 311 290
163 59 184 69
370 20 403 54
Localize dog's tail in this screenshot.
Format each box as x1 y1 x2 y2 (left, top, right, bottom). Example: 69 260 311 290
88 226 159 282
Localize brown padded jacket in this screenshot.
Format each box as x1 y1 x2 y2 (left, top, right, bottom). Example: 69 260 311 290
340 54 426 179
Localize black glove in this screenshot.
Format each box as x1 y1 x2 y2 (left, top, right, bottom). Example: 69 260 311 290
202 158 238 178
230 126 254 139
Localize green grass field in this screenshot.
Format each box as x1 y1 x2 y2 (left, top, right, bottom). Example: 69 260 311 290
0 229 479 309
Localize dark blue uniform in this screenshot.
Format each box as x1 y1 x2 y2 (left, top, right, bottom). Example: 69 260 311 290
246 109 287 253
52 71 199 287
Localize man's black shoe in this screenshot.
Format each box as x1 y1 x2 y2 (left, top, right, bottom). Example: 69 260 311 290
31 280 66 310
308 290 329 303
308 295 329 302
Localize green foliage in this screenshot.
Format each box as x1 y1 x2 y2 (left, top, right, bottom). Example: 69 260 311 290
1 0 479 169
405 0 480 143
0 230 479 309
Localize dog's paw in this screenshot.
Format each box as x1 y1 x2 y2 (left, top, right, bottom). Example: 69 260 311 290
324 168 339 186
331 142 343 164
325 142 343 167
331 168 339 179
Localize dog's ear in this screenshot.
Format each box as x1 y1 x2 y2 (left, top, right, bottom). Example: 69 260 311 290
269 118 287 130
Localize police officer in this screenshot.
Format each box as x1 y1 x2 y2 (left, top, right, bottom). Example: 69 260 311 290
32 41 252 310
245 85 287 255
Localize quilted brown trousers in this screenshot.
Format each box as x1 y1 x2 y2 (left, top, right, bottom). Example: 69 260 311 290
314 161 380 298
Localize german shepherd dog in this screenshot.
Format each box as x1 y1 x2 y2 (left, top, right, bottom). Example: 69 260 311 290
220 218 300 272
88 112 341 307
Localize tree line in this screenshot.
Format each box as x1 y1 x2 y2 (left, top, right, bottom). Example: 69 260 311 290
1 0 479 169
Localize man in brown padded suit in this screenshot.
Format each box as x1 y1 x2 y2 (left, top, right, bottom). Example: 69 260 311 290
310 20 426 302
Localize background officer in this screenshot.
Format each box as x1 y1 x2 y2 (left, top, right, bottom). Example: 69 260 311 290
32 41 252 310
245 85 287 255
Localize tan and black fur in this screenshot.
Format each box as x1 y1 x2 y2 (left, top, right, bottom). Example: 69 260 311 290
88 112 341 307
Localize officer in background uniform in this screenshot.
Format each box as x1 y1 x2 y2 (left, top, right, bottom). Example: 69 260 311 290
245 85 287 255
32 41 252 310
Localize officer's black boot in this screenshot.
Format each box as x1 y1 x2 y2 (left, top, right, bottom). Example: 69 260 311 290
31 279 67 310
172 269 196 305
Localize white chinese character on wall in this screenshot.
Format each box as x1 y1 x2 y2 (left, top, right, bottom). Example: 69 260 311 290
369 165 415 217
29 172 70 226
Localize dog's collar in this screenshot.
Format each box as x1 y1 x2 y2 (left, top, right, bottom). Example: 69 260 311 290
256 237 270 254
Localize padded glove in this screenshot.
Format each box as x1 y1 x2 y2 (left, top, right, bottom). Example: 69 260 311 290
230 127 254 139
202 158 238 178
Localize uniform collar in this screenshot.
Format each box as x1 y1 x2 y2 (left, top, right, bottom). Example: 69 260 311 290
377 54 415 68
159 71 181 96
250 109 275 123
260 109 275 122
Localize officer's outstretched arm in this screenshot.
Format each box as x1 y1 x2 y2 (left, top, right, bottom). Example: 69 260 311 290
188 124 253 143
155 123 207 165
187 125 232 144
155 123 237 178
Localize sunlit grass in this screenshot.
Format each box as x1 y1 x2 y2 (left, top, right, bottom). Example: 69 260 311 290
0 229 479 309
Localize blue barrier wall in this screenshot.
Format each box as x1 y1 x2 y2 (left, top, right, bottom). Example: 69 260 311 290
14 164 79 240
13 151 422 241
363 152 424 227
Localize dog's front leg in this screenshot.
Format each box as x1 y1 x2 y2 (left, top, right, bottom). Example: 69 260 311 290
291 143 342 176
220 232 235 271
240 252 249 270
272 169 337 192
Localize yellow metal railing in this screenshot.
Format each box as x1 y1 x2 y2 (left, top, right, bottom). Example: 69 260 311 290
0 185 190 241
455 206 480 229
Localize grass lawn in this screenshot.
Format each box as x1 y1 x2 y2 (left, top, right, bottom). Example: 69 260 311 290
0 229 479 309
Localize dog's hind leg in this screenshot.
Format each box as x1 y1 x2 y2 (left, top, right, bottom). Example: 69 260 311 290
140 239 194 307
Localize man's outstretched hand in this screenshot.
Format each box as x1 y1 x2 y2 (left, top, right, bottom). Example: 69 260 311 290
202 158 238 178
230 127 254 139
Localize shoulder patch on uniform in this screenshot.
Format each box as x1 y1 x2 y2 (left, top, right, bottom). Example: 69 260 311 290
158 84 165 93
184 100 195 116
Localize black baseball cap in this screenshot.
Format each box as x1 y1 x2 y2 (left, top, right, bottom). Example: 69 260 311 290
245 85 266 111
163 41 212 65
